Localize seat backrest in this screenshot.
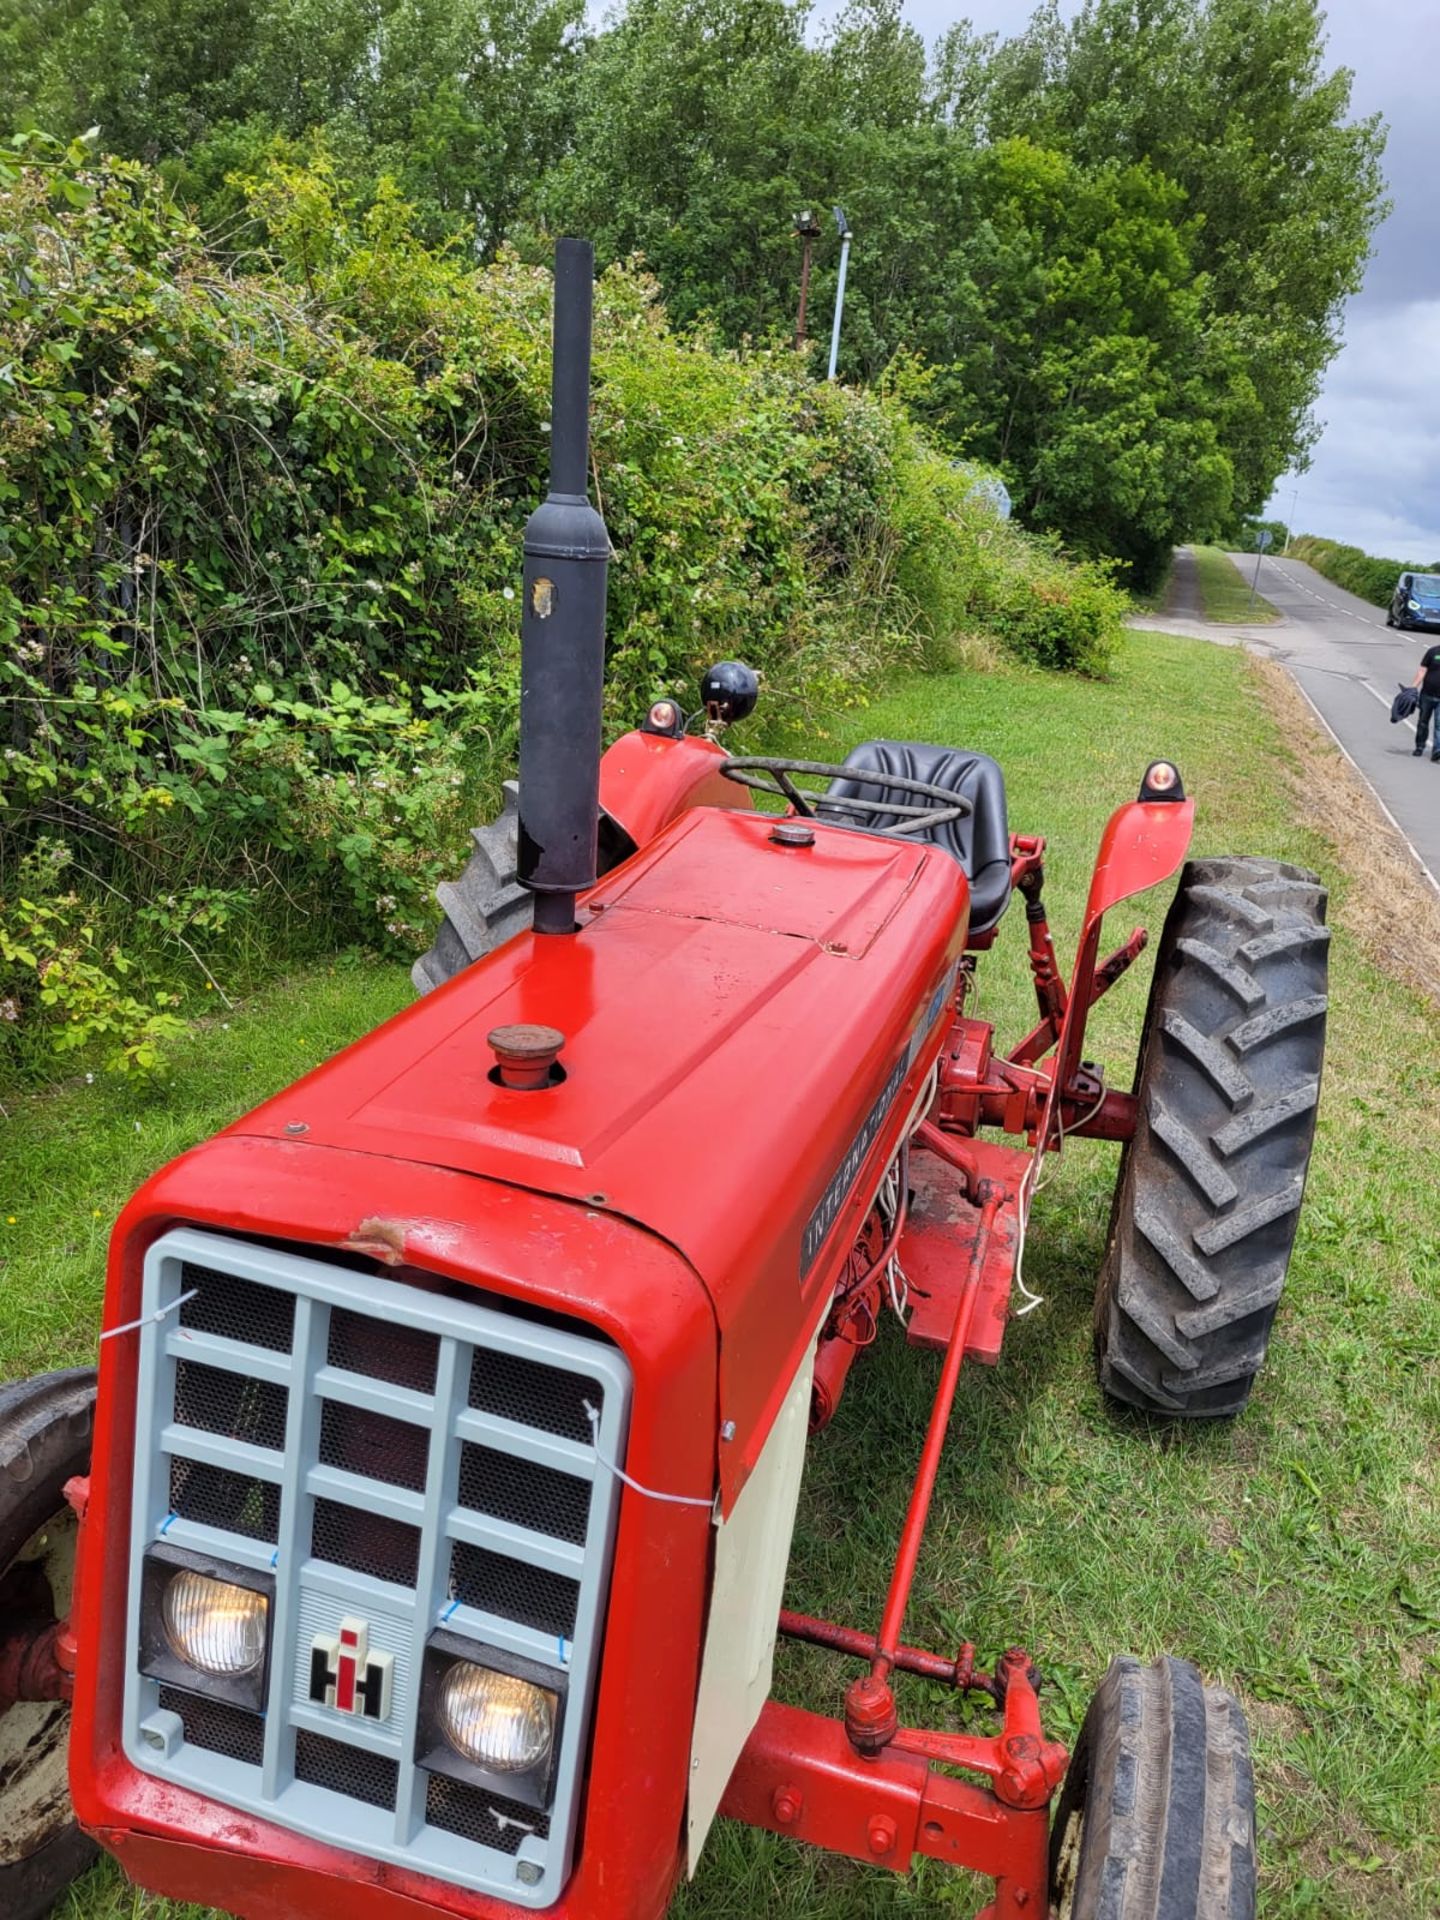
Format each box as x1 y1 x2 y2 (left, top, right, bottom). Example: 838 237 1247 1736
820 740 1012 933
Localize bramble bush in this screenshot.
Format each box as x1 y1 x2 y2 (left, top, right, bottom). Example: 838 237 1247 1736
0 133 1124 1078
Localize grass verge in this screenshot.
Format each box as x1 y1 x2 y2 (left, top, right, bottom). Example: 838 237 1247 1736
1252 656 1440 1006
4 629 1436 1919
1193 543 1281 623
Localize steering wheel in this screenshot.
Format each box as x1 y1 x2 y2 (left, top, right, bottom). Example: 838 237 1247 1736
720 757 972 836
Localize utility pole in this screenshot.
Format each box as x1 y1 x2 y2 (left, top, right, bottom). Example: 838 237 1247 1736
1247 528 1272 613
827 207 851 382
793 209 821 350
1282 486 1299 556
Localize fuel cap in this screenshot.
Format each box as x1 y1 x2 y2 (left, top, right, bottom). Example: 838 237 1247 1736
488 1023 565 1090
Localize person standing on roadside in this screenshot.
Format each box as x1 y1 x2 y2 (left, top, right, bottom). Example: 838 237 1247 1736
1412 639 1440 759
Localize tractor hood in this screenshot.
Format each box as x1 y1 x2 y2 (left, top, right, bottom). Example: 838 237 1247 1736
228 807 969 1504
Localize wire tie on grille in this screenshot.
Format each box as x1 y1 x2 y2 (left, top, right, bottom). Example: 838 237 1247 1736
441 1598 460 1623
557 1636 568 1665
581 1401 714 1511
271 1549 279 1568
101 1286 201 1344
159 1511 178 1535
493 1812 537 1834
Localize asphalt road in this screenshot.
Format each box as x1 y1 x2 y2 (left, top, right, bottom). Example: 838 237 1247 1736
1146 549 1440 892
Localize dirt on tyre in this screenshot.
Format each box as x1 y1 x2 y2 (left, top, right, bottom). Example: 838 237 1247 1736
0 1369 100 1920
1050 1653 1256 1920
1096 855 1329 1417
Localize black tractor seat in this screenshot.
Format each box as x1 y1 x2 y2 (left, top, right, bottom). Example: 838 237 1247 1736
818 740 1012 935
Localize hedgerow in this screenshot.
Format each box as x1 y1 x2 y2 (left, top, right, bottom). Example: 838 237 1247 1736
1288 535 1440 610
0 132 1125 1078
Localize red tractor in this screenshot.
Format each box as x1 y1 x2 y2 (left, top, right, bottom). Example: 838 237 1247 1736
1 244 1328 1920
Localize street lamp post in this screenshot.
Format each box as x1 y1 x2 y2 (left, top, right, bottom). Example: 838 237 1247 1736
827 206 851 382
793 209 822 350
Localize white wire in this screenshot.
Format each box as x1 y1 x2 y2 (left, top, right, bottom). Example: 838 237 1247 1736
582 1401 714 1511
1011 1195 1046 1317
1031 1084 1109 1199
1011 1083 1110 1316
100 1287 200 1343
849 1059 937 1333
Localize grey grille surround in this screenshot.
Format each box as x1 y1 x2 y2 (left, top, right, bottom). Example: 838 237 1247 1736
123 1227 633 1907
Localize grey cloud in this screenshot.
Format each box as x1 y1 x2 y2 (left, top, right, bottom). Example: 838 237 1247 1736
1270 299 1440 556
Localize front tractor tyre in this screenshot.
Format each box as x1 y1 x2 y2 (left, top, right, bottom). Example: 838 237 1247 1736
1096 856 1328 1418
1050 1654 1256 1920
0 1370 99 1920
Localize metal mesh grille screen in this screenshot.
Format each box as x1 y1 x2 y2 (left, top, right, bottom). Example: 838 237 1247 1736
130 1229 632 1904
457 1441 590 1546
468 1346 601 1442
425 1772 553 1856
158 1685 265 1766
312 1497 421 1587
319 1399 428 1492
174 1360 288 1452
449 1540 579 1638
328 1307 438 1393
294 1729 399 1810
180 1263 294 1352
168 1456 281 1542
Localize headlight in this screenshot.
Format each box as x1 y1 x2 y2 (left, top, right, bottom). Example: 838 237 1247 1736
439 1662 556 1772
417 1631 568 1810
138 1544 274 1711
1409 599 1422 611
163 1568 268 1675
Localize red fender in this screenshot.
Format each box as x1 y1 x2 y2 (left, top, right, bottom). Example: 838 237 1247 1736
598 731 751 851
1051 795 1196 1103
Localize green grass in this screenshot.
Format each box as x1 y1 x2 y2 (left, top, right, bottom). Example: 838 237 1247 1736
1192 543 1281 624
7 631 1439 1918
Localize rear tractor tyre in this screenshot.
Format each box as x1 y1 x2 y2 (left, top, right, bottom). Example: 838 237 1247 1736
0 1370 100 1919
1096 856 1328 1418
1049 1654 1256 1920
412 781 534 995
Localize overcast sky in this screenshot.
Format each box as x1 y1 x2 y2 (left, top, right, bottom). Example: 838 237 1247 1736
845 0 1437 559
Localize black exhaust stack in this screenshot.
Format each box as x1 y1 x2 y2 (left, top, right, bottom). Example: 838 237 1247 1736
516 237 610 935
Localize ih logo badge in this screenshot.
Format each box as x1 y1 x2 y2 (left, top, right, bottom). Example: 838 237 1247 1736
309 1617 394 1722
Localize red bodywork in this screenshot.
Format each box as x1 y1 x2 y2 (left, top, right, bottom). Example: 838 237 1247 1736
65 732 1194 1920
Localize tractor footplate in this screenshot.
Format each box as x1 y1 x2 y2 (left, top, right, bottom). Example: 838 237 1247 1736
901 1153 1025 1361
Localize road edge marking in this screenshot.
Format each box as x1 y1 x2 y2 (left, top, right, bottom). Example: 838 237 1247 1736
1273 658 1440 901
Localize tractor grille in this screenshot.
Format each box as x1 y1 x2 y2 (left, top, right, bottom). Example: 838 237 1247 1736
158 1685 266 1766
125 1228 632 1905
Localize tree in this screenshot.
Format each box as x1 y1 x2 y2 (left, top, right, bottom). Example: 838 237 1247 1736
922 138 1235 573
0 0 1387 582
980 0 1388 521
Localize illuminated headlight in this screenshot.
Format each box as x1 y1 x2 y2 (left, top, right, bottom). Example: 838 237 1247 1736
1409 599 1421 611
440 1663 555 1772
138 1544 273 1710
163 1569 268 1675
418 1631 567 1811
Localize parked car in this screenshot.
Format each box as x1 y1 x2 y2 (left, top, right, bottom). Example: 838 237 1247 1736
1387 571 1440 630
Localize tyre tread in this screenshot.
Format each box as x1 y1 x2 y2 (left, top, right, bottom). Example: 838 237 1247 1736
1050 1655 1256 1920
412 783 533 995
1096 856 1327 1418
0 1370 99 1920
